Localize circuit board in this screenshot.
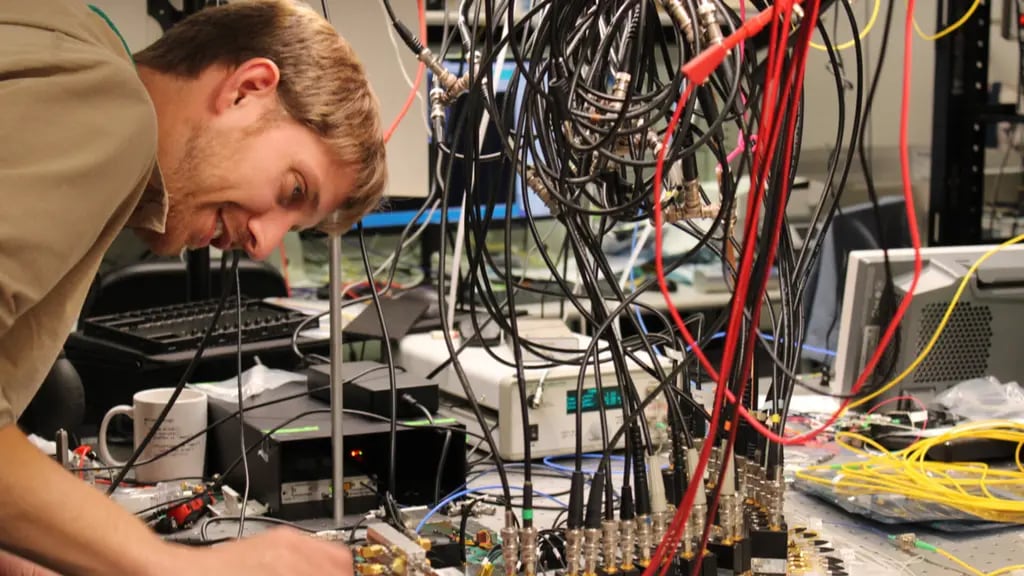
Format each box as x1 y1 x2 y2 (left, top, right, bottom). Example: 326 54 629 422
349 515 863 576
420 518 504 570
352 521 442 576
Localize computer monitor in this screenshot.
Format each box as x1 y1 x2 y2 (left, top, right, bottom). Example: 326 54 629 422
832 244 1024 403
802 196 911 364
358 59 551 230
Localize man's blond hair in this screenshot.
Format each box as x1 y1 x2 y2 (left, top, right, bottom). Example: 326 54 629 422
134 0 387 233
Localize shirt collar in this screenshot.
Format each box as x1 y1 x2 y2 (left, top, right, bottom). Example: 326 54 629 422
126 161 168 233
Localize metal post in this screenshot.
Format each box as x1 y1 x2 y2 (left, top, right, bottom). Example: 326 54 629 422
329 234 346 526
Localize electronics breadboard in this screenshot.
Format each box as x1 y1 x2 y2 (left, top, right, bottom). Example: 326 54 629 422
347 516 864 576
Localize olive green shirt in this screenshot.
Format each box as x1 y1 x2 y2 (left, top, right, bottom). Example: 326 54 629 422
0 0 167 428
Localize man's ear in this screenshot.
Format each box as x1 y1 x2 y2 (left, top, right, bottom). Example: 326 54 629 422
213 57 280 115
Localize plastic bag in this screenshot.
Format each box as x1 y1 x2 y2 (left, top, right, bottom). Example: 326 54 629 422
932 376 1024 421
188 358 305 402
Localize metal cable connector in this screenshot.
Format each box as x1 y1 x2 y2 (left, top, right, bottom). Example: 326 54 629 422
644 129 663 155
698 0 723 46
417 47 459 91
659 0 696 45
611 72 631 102
601 520 620 573
524 166 562 216
690 503 707 553
429 87 446 122
769 466 785 530
651 511 668 548
733 488 746 541
519 526 538 576
619 519 636 570
565 528 583 576
681 514 695 559
440 51 480 105
501 511 519 576
662 179 720 222
583 527 601 576
635 515 652 567
718 494 737 544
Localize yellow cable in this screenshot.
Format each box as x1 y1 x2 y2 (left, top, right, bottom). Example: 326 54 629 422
797 421 1024 523
935 548 1024 576
936 548 986 576
848 234 1024 411
809 0 880 51
912 0 982 41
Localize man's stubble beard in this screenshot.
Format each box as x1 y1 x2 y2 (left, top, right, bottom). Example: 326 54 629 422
141 126 219 256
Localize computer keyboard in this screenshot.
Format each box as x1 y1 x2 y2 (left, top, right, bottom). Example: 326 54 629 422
80 298 309 354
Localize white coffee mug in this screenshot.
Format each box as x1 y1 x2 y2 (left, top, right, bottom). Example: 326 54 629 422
98 388 208 483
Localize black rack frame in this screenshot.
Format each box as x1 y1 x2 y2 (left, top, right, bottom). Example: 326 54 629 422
929 0 1023 245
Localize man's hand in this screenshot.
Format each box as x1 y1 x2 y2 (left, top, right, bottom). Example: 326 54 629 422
179 528 354 576
0 550 58 576
0 528 354 576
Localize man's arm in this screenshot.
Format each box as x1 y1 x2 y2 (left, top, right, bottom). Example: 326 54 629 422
0 425 357 576
0 425 174 575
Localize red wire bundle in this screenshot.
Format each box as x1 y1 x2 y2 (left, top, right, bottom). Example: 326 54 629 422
384 0 427 144
645 0 923 574
648 3 809 573
867 394 929 440
726 0 924 446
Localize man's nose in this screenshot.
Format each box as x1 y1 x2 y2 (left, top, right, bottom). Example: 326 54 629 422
244 218 289 261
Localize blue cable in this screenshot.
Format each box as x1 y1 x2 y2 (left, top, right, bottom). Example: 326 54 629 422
541 453 626 475
415 485 569 533
686 331 836 357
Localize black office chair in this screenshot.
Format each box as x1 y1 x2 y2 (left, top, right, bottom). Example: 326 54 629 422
82 257 288 318
18 351 86 444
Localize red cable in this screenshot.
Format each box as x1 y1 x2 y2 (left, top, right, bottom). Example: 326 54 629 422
867 394 929 440
724 0 923 446
652 2 923 571
648 80 714 576
650 5 788 571
668 4 803 573
690 4 818 572
866 394 927 417
646 6 794 572
654 0 925 450
383 0 427 144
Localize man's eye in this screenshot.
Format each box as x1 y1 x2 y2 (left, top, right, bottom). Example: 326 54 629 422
287 174 307 207
290 183 305 204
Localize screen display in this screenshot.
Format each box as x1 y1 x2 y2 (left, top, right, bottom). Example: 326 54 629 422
565 388 624 414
